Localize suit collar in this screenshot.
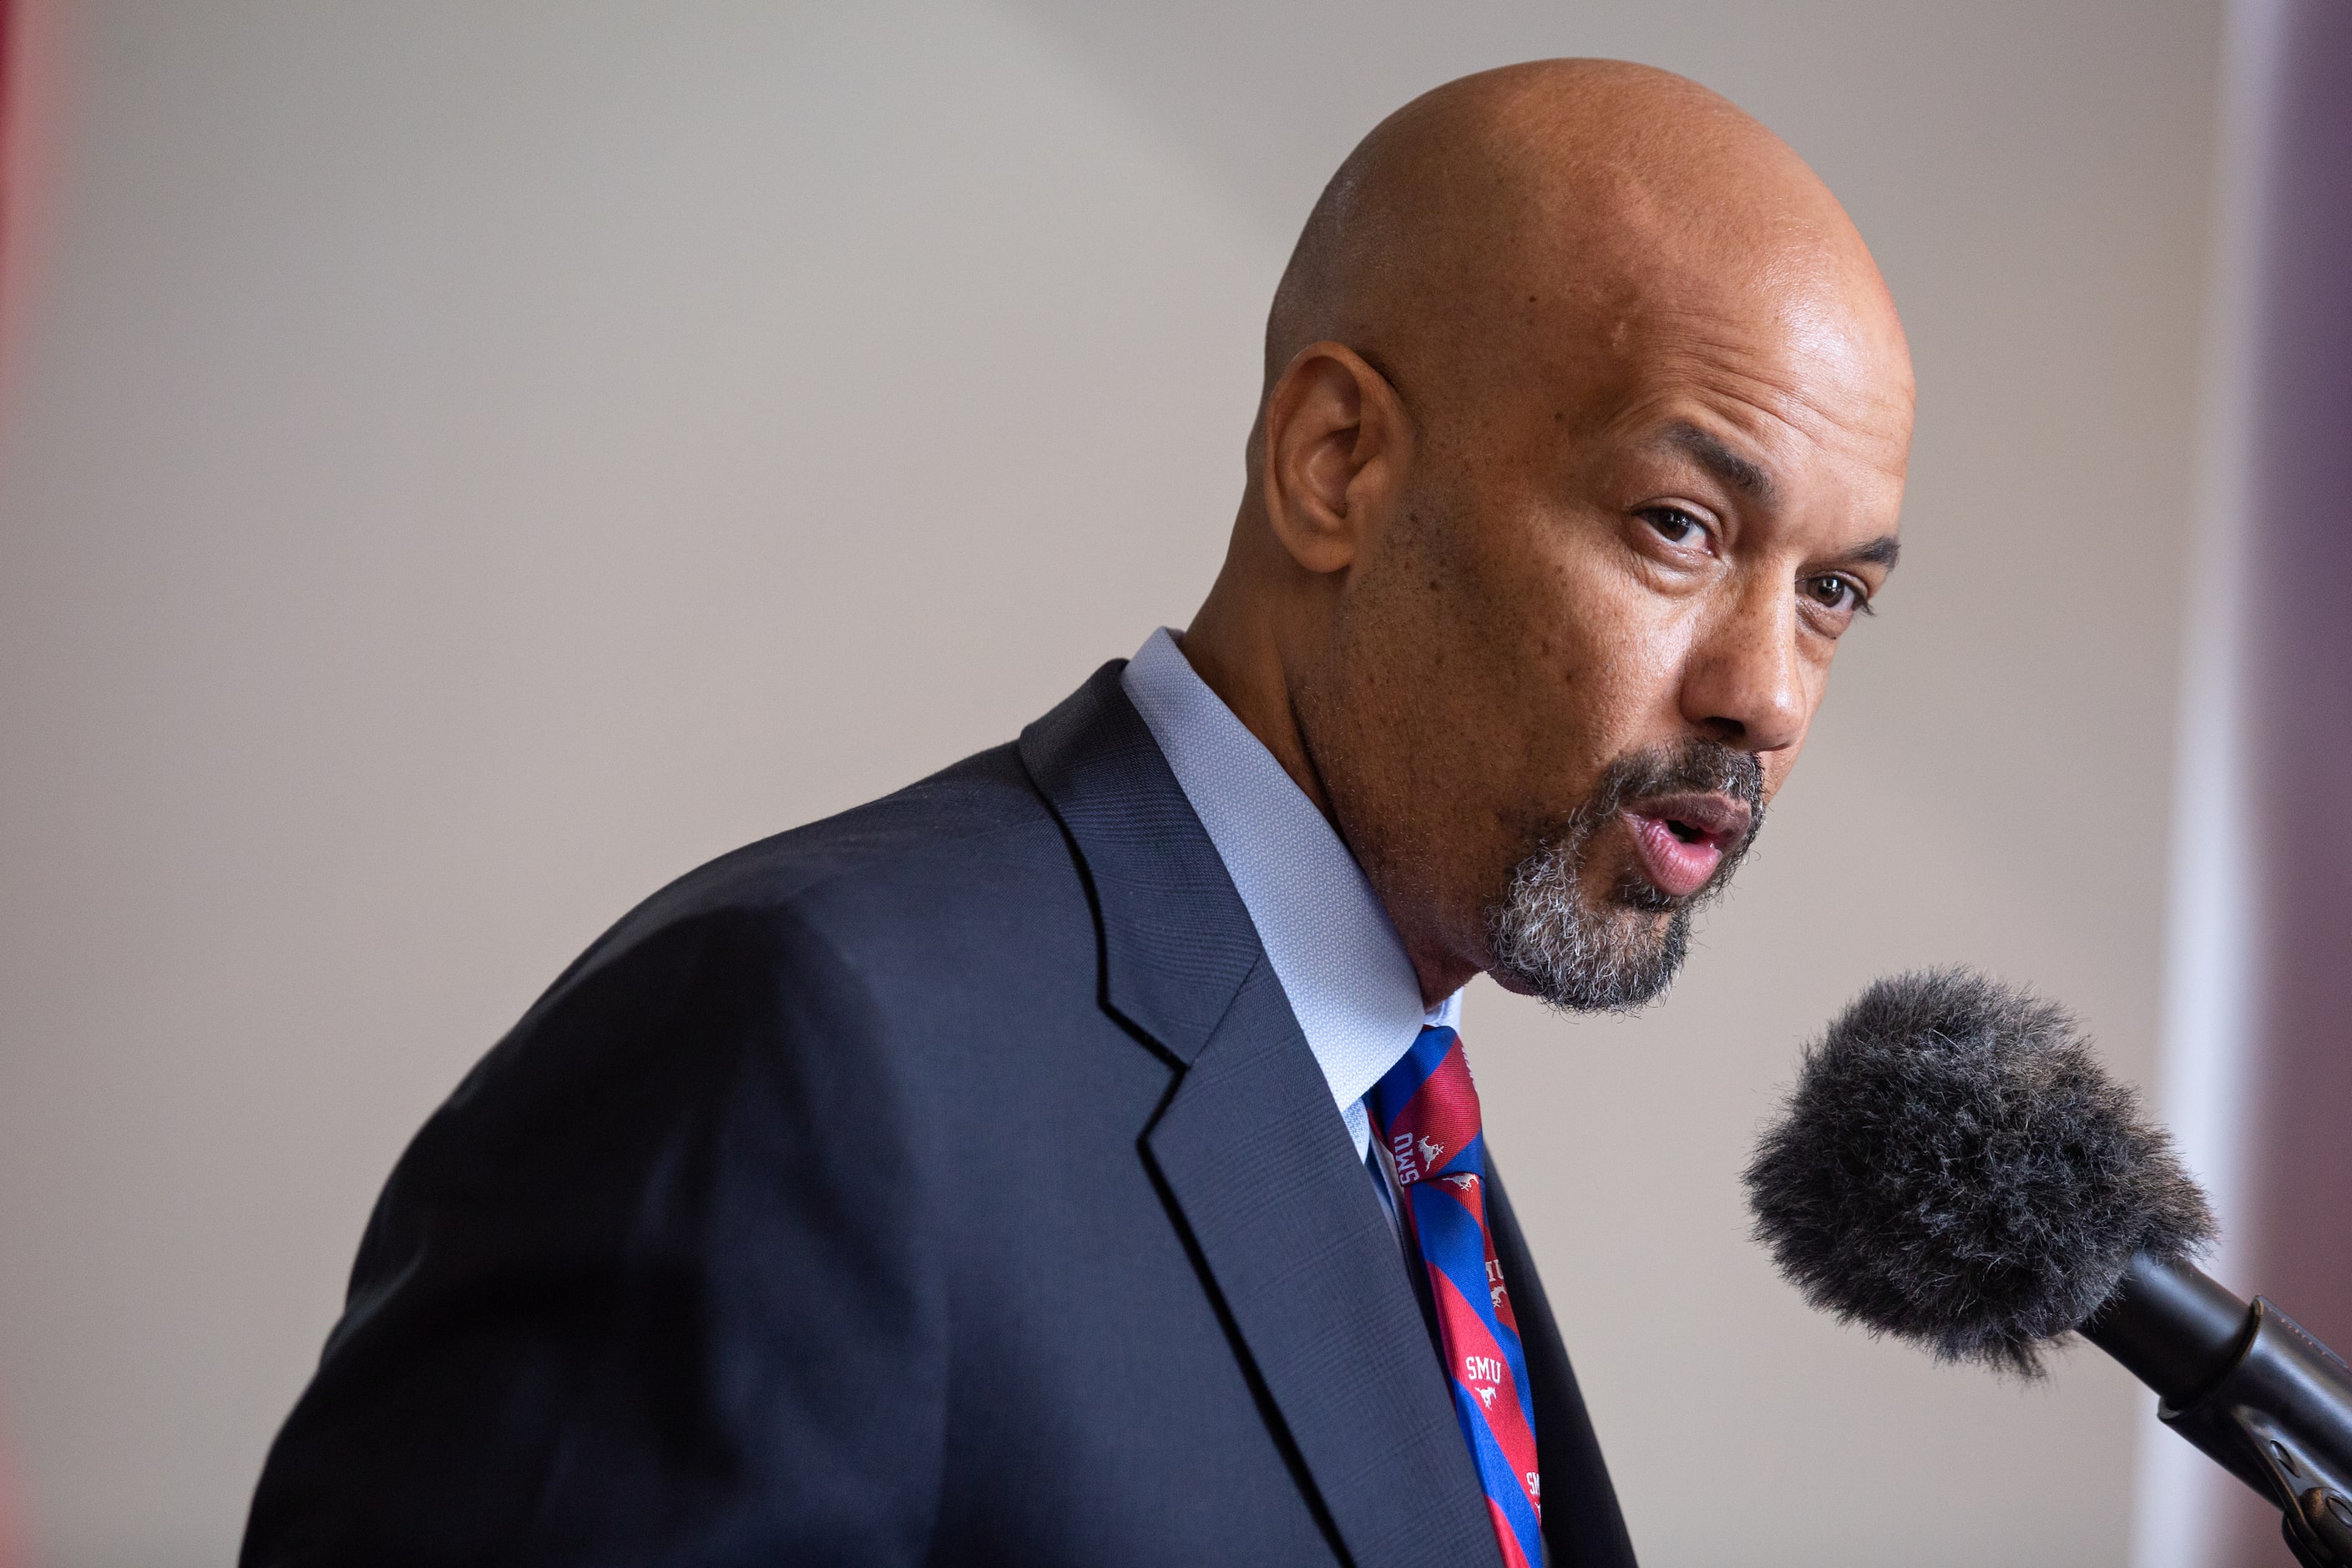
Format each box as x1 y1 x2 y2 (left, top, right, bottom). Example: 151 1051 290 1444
1017 660 1262 1065
1018 661 1503 1568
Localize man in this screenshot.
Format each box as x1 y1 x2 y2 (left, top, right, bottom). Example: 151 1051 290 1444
243 58 1911 1568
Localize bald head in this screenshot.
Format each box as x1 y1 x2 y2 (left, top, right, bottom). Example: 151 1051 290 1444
1185 59 1915 1009
1262 59 1910 437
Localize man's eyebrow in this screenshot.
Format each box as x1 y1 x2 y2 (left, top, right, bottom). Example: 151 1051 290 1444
1834 535 1902 569
1659 421 1778 507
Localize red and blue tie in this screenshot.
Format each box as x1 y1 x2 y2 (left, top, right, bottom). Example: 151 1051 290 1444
1369 1025 1544 1568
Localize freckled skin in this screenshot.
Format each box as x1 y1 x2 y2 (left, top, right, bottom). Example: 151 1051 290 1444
1181 59 1916 1005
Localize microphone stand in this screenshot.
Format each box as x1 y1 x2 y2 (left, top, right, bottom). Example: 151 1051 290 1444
2085 1254 2352 1568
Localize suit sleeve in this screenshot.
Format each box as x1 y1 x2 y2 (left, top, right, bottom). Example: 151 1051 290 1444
239 902 948 1567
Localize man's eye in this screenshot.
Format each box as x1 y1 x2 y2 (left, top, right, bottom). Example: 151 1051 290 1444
1639 506 1704 545
1803 574 1867 614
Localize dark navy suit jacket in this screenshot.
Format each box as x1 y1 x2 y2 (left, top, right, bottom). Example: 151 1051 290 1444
241 663 1639 1567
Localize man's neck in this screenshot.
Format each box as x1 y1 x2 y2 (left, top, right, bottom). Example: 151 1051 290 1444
1174 596 1334 828
1175 588 1474 1009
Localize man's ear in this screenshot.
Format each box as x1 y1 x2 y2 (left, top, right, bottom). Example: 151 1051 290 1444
1257 342 1412 575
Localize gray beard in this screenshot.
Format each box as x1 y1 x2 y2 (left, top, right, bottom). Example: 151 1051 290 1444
1482 741 1764 1013
1484 839 1693 1012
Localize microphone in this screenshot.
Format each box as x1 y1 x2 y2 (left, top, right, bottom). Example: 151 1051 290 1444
1744 969 2352 1568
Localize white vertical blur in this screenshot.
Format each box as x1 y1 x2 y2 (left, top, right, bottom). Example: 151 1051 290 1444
2134 1 2284 1564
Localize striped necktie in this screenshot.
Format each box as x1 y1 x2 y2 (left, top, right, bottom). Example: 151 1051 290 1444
1369 1025 1544 1568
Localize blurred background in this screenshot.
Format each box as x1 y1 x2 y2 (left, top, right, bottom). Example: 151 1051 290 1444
0 1 2344 1565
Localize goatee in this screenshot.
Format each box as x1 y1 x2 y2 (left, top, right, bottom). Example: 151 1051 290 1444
1483 741 1765 1012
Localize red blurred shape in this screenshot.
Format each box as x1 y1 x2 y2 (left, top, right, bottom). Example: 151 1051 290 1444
0 0 58 417
1 2 38 1553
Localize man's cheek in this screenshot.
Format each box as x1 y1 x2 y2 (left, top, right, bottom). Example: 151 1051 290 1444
1758 745 1804 805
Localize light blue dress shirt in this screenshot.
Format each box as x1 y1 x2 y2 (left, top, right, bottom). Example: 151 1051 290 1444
1121 627 1463 1161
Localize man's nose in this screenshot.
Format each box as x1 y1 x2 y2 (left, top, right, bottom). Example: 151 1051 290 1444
1679 577 1808 754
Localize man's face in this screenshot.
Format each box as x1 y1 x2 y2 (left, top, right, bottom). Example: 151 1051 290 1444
1295 266 1913 1009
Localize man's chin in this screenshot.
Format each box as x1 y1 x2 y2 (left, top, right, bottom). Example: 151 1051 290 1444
1481 746 1761 1011
1486 967 1541 999
1483 895 1692 1014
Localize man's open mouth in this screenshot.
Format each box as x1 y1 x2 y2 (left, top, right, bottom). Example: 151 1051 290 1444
1621 792 1753 900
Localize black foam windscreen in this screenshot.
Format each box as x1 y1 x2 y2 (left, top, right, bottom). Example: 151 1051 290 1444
1744 968 2216 1377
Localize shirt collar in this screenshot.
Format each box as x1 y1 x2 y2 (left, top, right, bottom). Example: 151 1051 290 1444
1120 628 1460 1158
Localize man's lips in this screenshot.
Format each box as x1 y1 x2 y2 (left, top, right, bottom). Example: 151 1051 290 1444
1621 792 1753 900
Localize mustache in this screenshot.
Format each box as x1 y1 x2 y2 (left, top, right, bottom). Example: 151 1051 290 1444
1560 739 1767 910
1577 739 1765 839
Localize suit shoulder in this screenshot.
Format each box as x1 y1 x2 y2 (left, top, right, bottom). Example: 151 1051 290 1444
562 740 1068 989
405 741 1067 1177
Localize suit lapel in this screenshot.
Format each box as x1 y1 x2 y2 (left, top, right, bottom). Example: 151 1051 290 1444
1148 959 1504 1568
1021 664 1500 1568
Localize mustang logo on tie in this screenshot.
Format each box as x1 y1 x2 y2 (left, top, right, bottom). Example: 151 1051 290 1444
1418 1135 1445 1168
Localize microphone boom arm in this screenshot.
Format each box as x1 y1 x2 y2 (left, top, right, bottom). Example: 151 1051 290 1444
2086 1253 2352 1568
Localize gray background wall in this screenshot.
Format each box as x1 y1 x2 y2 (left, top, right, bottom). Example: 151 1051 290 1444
0 3 2227 1563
